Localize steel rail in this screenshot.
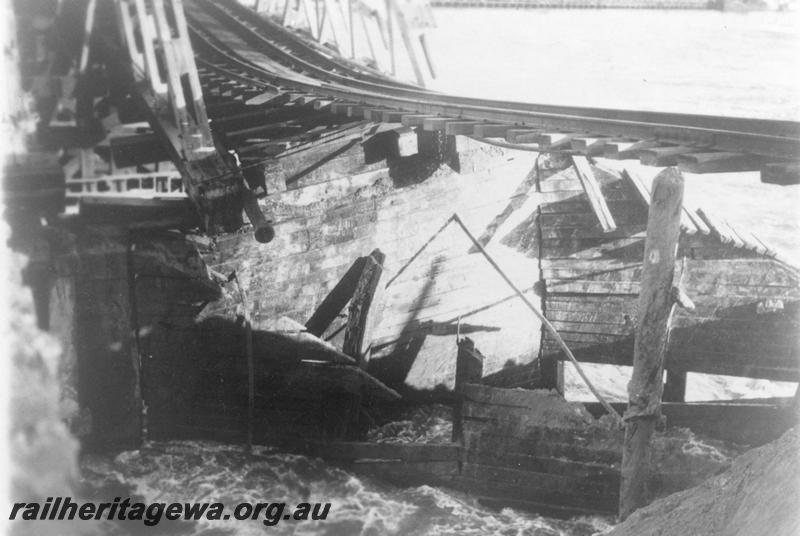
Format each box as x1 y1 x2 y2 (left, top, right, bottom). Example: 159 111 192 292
207 0 423 90
192 0 800 139
192 0 423 92
187 0 800 160
204 0 800 138
194 0 800 137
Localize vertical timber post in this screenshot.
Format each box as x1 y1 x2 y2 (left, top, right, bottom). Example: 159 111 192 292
315 0 323 41
385 0 395 75
662 370 687 402
452 337 483 444
619 167 684 520
348 0 355 58
360 11 378 66
281 0 290 25
539 351 563 393
393 3 425 87
535 156 566 394
78 0 98 75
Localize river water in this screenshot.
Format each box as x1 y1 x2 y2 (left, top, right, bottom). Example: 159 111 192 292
79 7 798 536
424 8 800 120
80 439 613 536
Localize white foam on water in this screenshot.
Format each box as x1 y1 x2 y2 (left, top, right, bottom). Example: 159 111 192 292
81 440 616 536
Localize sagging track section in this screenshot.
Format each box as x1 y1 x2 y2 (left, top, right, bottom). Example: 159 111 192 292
186 0 799 156
111 0 800 242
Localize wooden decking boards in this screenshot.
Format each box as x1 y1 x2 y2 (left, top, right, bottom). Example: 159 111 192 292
537 156 800 385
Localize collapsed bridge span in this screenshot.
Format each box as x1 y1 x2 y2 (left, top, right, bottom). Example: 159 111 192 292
5 0 800 522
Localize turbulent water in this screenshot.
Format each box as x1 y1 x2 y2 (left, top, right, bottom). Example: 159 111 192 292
80 440 613 536
76 404 746 536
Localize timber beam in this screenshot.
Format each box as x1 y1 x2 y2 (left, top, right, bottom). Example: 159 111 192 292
761 162 800 185
113 0 273 241
619 167 685 520
401 114 438 127
572 156 616 233
343 249 386 368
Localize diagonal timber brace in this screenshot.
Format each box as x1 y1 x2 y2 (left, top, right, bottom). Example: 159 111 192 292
114 0 274 242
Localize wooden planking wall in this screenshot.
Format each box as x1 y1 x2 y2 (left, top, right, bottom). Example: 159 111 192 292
539 161 800 382
204 136 546 393
61 232 141 450
458 384 621 516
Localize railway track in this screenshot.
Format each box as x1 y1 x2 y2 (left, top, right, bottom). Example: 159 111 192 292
185 0 800 174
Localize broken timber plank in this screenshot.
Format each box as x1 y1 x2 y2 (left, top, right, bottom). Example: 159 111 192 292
748 232 778 257
696 208 736 245
288 361 400 400
717 219 746 249
264 317 356 365
305 256 368 336
343 249 386 367
622 168 699 234
572 156 617 233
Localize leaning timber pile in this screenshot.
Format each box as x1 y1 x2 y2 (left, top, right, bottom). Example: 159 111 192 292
4 0 799 525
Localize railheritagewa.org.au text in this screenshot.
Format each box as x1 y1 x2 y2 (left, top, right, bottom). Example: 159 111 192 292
9 497 331 527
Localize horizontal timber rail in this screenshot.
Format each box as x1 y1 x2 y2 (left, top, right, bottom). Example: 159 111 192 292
185 0 800 162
